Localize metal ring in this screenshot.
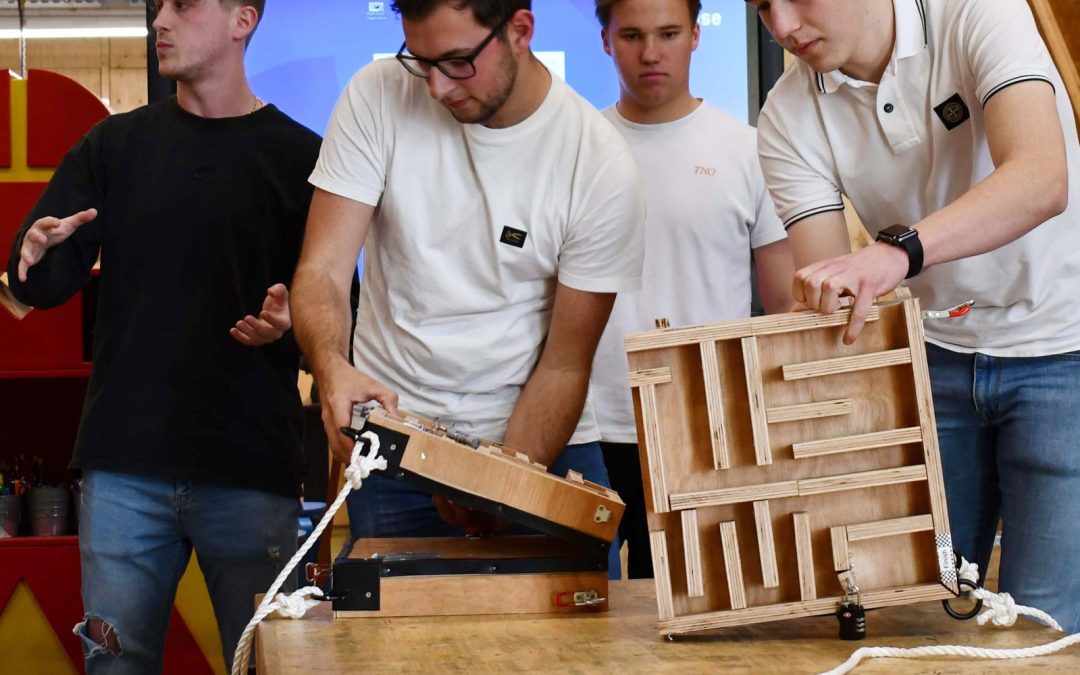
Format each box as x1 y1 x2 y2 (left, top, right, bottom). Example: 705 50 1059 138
943 577 983 620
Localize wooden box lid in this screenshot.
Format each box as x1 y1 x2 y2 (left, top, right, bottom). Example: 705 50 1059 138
346 405 625 550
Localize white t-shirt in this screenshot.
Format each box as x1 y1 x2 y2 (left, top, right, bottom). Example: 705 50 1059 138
590 102 787 443
309 59 645 443
758 0 1080 357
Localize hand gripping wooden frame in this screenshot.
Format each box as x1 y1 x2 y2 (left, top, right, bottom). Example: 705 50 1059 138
625 296 958 635
329 406 625 618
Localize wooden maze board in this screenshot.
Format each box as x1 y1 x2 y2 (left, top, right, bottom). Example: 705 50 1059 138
624 297 958 635
352 407 626 543
331 408 626 618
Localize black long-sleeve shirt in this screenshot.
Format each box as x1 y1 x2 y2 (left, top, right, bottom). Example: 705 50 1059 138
7 97 321 497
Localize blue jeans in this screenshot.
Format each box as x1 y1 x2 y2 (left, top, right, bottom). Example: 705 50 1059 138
928 344 1080 632
76 470 300 674
345 441 622 578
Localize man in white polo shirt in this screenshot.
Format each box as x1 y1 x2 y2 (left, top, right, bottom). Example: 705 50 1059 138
752 0 1080 630
590 0 793 578
291 0 644 567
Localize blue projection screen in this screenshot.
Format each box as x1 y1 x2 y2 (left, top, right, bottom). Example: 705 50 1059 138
246 0 753 136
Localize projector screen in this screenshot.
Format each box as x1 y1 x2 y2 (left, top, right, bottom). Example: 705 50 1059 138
245 0 760 136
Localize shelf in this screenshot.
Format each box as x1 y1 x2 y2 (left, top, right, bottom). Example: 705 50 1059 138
0 367 92 379
0 534 78 549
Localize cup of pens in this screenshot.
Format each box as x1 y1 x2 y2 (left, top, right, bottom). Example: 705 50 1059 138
27 486 70 537
0 492 20 537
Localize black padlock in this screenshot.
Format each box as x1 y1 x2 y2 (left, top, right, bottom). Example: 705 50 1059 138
837 600 867 640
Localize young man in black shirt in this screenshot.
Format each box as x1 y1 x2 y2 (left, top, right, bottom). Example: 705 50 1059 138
6 1 321 671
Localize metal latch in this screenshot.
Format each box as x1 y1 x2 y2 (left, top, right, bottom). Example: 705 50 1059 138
305 563 345 601
555 589 606 607
922 299 973 320
594 504 612 523
306 562 333 586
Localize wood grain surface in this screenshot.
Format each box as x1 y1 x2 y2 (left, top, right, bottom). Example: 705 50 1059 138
256 579 1080 674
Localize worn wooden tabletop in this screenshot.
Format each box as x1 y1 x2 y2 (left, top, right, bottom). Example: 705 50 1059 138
256 578 1078 673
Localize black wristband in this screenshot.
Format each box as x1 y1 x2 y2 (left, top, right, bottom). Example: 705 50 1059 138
875 225 923 279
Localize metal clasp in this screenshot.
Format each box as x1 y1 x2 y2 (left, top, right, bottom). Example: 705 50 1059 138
837 558 862 607
922 299 974 320
593 504 612 523
305 563 345 601
305 563 331 585
555 589 605 607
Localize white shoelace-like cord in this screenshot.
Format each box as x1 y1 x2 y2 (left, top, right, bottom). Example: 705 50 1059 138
229 431 385 675
819 559 1079 675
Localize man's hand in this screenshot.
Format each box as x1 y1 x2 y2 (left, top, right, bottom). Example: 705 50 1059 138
17 208 98 282
319 365 399 463
230 283 292 346
793 242 908 344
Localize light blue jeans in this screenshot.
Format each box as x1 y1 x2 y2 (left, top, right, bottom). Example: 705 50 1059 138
928 344 1080 632
76 470 300 674
345 441 622 578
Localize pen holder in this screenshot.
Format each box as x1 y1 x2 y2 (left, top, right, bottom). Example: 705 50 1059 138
27 486 70 537
0 493 22 537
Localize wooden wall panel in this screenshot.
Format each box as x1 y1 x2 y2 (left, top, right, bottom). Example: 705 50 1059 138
6 38 106 71
1030 0 1080 132
54 68 102 98
0 38 146 114
109 37 146 68
109 67 148 112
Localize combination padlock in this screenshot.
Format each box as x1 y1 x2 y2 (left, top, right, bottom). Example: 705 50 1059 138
837 599 867 640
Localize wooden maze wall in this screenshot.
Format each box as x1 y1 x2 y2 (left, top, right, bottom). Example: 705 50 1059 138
626 299 956 635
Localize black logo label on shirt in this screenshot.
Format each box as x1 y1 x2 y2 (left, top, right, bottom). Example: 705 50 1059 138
499 226 528 249
934 94 970 131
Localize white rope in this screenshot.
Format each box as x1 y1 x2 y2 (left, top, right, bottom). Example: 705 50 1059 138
229 431 385 675
819 635 1080 675
957 559 1062 631
819 558 1077 675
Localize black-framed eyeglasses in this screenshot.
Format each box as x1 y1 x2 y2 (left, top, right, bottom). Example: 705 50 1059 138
396 14 512 80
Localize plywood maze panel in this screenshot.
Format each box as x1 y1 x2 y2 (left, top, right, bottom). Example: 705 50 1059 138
625 298 957 635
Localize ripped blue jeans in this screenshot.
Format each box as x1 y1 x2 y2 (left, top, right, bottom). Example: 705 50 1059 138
76 470 300 674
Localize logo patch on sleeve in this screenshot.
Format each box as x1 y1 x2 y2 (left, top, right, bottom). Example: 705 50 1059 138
499 226 528 248
933 93 970 131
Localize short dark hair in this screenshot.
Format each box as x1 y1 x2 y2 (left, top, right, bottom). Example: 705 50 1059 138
219 0 265 43
392 0 530 29
594 0 701 29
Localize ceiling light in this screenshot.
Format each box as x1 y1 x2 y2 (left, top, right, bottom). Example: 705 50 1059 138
0 26 146 38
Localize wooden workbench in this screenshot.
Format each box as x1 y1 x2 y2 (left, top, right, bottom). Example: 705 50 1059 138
255 579 1078 673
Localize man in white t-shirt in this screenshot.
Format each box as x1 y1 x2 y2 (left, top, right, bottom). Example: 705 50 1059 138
591 0 794 579
291 0 645 566
752 0 1080 630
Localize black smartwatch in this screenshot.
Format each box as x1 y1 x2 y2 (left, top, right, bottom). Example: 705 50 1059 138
876 224 924 279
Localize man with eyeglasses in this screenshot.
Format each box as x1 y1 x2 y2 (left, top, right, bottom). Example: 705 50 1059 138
292 0 645 565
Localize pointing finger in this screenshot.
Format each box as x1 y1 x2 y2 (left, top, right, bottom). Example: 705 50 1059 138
844 287 874 345
266 283 288 300
64 208 98 227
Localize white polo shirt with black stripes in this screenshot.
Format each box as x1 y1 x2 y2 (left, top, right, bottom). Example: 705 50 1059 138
758 0 1080 357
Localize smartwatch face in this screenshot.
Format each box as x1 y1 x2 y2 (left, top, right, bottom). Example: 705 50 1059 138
879 225 913 242
876 226 922 278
